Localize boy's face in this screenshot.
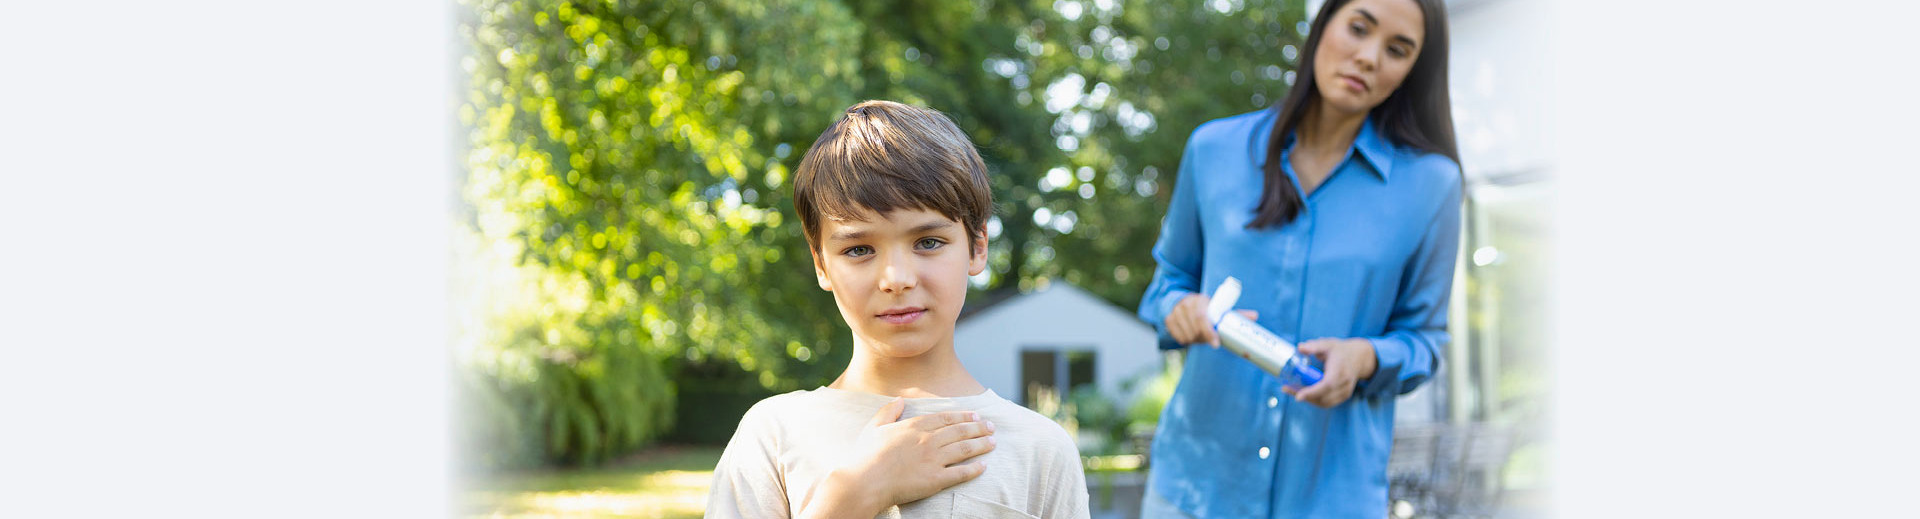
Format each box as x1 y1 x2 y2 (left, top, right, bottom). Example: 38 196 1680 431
812 207 987 360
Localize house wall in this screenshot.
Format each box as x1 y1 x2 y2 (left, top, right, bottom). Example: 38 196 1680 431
954 283 1163 407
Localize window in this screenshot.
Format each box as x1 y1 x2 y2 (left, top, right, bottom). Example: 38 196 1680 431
1020 348 1096 406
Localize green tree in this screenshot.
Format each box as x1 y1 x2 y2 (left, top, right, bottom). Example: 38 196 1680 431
454 0 1306 468
972 0 1310 307
456 0 869 467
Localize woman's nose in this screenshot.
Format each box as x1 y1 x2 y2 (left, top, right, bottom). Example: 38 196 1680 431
1353 44 1379 71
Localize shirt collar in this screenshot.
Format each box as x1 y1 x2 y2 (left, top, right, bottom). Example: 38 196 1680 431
1350 117 1396 181
1255 112 1397 181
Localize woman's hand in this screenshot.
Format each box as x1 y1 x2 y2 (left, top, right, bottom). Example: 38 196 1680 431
1282 338 1378 408
1166 293 1256 347
798 398 995 519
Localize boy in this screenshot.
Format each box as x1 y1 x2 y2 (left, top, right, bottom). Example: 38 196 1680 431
705 100 1091 519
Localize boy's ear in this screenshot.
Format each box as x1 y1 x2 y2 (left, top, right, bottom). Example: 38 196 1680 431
967 227 989 277
811 247 833 291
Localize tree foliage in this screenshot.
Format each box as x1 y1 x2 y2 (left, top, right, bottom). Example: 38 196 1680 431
455 0 1306 468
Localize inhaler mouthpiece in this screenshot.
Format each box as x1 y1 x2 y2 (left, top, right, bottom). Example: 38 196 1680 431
1207 277 1324 387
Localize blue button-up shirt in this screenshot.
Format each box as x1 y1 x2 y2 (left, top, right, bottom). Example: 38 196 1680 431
1138 109 1462 518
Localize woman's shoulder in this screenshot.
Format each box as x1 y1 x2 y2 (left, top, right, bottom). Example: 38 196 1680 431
1182 108 1274 151
1187 109 1275 149
1400 149 1461 176
1386 147 1463 195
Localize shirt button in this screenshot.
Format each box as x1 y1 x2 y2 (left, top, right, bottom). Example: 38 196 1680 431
1268 397 1279 408
1259 447 1271 459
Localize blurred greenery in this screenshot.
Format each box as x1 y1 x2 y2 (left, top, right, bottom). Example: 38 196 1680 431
454 0 1309 469
1124 353 1181 433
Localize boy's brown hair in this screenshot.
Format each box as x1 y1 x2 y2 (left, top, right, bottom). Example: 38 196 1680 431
792 100 993 253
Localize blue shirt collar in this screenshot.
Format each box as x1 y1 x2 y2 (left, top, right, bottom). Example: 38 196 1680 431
1254 111 1397 181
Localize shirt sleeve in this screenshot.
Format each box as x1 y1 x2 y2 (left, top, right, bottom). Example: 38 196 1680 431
1040 431 1093 519
704 402 791 519
1357 168 1463 399
1138 134 1207 350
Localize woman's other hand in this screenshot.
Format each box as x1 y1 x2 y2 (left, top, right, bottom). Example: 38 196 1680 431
1282 338 1378 408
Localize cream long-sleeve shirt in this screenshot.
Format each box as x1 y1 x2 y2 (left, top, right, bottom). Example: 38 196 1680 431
705 387 1090 519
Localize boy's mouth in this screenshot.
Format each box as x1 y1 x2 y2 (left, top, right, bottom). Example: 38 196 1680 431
875 306 927 325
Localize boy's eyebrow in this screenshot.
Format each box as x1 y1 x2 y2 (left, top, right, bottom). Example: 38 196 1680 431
828 229 869 242
908 220 955 235
826 220 954 242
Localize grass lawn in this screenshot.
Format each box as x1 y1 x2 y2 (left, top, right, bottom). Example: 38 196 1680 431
460 446 1151 518
462 445 724 519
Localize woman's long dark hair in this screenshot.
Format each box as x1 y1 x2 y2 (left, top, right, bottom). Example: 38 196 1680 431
1250 0 1459 229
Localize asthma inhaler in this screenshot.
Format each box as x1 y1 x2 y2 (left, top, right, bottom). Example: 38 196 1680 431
1206 277 1324 387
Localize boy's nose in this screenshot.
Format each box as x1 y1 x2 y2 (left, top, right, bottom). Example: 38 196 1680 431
878 254 917 293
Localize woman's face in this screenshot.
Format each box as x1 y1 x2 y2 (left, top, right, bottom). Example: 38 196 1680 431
1312 0 1427 116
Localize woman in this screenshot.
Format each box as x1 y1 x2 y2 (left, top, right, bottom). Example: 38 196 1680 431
1136 0 1460 517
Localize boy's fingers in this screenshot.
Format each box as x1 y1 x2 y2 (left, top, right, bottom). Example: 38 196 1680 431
939 460 987 487
866 397 906 429
930 420 994 446
939 436 996 465
909 411 979 432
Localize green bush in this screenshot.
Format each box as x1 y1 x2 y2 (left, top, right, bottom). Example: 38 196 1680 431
1126 356 1182 429
455 269 677 468
1067 385 1124 455
661 363 780 446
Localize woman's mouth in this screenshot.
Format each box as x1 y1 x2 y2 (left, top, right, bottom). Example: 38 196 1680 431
876 308 927 325
1340 74 1367 92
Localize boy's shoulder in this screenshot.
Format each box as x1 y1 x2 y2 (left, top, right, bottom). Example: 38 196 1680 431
736 388 836 425
734 387 889 432
971 393 1090 517
974 393 1081 456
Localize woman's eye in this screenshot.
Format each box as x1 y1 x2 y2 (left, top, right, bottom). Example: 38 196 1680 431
843 245 873 257
916 238 945 250
1389 46 1409 58
1350 22 1367 35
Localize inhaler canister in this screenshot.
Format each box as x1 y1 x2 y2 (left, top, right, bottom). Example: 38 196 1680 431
1206 277 1324 387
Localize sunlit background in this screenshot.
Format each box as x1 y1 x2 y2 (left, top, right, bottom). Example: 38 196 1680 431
11 1 1916 518
447 0 1551 517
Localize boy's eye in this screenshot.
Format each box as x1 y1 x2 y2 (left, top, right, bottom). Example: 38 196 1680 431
916 238 945 250
842 245 873 257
